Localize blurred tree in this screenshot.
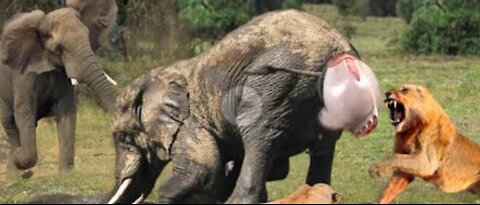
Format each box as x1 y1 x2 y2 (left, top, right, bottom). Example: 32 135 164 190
175 0 251 39
0 0 65 33
283 0 304 11
395 0 424 22
115 0 192 63
369 0 396 16
333 0 397 17
249 0 285 15
303 0 332 4
400 0 480 55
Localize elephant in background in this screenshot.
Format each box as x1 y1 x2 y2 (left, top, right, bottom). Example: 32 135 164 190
66 0 118 51
0 0 118 175
28 10 382 204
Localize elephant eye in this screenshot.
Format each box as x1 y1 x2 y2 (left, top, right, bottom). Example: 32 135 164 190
52 44 64 55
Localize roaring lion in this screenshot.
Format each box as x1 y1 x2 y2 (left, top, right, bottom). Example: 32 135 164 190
370 84 480 204
267 184 341 204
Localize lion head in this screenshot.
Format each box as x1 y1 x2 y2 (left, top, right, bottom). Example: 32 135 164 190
385 84 445 133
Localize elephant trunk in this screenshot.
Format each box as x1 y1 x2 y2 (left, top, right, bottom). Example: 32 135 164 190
75 44 117 113
106 140 165 204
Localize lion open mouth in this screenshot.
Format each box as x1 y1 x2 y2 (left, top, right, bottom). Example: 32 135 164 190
386 98 405 126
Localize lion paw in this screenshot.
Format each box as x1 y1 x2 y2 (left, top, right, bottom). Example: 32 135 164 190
369 164 390 178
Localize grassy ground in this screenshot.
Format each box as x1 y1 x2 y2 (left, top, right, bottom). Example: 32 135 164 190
1 4 480 204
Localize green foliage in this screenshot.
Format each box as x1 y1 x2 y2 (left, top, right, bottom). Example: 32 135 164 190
175 0 251 39
400 0 480 55
333 0 396 17
333 0 366 16
303 0 332 4
396 0 437 23
368 0 397 17
283 0 304 10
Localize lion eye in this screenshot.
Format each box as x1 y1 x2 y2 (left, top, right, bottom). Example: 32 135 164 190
400 86 409 94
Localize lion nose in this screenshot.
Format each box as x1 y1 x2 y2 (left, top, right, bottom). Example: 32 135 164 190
384 91 393 102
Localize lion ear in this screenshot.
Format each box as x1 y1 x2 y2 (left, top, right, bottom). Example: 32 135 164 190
141 71 190 156
1 10 55 74
332 193 342 204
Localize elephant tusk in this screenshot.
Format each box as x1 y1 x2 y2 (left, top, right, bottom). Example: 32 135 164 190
132 194 144 204
104 72 118 86
71 78 79 86
108 178 132 204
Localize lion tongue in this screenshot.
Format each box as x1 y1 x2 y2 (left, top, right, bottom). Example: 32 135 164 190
391 109 402 125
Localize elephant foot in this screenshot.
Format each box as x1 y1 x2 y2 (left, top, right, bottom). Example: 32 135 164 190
59 163 74 172
21 170 34 179
13 147 38 170
7 158 33 179
226 187 268 204
6 167 33 179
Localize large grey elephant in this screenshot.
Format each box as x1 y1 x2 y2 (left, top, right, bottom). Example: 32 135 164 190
105 9 382 204
0 0 118 175
28 10 382 204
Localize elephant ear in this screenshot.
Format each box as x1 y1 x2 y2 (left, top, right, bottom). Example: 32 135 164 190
1 10 54 74
67 0 118 50
140 71 190 157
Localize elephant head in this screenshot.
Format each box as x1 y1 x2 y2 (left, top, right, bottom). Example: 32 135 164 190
318 54 382 137
107 68 190 204
0 8 116 112
66 0 118 50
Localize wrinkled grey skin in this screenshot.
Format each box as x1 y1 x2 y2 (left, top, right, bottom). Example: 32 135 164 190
0 1 117 174
106 10 381 204
28 10 382 204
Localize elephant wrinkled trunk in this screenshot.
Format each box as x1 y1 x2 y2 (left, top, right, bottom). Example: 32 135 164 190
72 44 117 113
106 139 164 204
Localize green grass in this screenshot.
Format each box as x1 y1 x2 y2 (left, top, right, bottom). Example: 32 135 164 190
1 4 480 204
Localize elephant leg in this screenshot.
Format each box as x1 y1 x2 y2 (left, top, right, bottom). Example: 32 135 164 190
0 107 19 173
12 88 38 170
306 129 342 185
55 89 76 172
225 129 279 204
158 125 222 204
0 102 34 178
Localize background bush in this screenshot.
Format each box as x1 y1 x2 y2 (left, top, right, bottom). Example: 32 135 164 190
175 0 251 39
368 0 397 17
395 0 426 23
332 0 396 17
283 0 304 10
399 0 480 55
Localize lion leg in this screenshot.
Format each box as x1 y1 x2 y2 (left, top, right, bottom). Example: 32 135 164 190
371 146 438 178
373 172 415 204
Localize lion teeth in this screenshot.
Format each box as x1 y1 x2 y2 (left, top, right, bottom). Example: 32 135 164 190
393 101 397 109
390 119 401 125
